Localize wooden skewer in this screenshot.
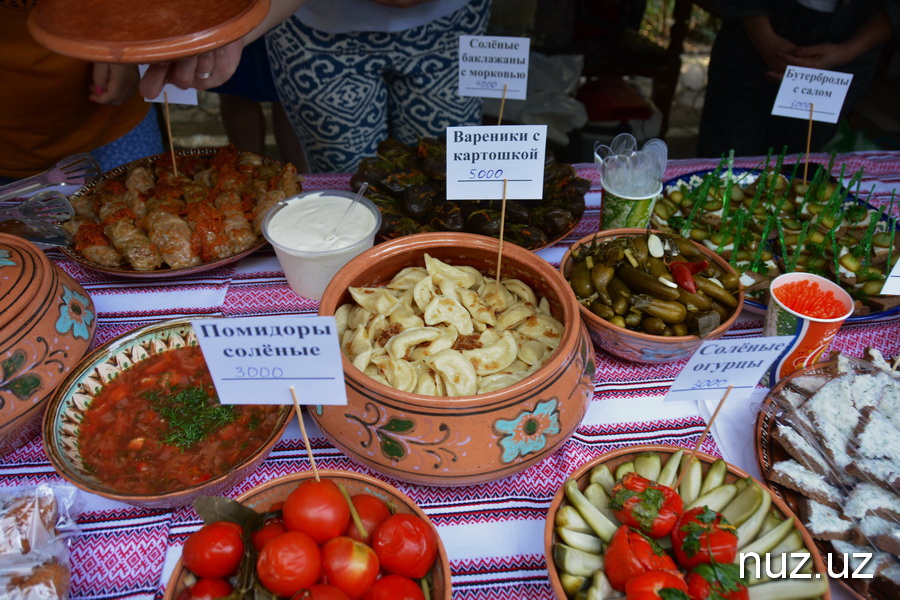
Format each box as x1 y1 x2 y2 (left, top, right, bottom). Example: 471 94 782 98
495 178 508 288
497 83 508 126
803 103 814 185
672 385 733 491
290 386 319 482
163 92 179 178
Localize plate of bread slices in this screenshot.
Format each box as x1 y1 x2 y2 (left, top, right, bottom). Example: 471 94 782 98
756 349 900 600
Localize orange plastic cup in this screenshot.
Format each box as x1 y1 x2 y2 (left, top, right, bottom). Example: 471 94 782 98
763 273 853 386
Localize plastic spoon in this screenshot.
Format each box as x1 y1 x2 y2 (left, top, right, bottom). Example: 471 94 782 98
324 182 368 241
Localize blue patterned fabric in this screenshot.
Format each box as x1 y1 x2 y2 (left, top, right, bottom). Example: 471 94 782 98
91 106 165 172
266 0 491 173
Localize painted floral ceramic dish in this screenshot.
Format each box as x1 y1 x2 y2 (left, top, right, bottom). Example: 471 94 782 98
60 147 301 279
0 233 96 456
545 444 829 600
42 317 291 509
163 469 451 600
316 232 596 486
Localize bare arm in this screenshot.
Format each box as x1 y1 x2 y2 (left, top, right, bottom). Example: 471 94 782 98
780 8 895 70
742 14 799 80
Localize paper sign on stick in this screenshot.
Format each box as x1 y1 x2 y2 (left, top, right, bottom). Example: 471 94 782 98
446 125 546 200
138 65 199 105
771 66 852 124
193 316 347 406
882 258 900 295
458 35 530 100
664 336 794 404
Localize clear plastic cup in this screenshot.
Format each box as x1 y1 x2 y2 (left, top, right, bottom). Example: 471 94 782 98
262 191 382 301
600 178 662 230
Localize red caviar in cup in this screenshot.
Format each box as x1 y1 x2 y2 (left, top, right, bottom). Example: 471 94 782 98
772 280 847 319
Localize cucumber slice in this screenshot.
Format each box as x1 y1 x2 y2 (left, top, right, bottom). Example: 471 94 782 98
678 456 703 505
699 459 728 495
746 577 828 600
735 485 772 549
657 449 684 488
584 482 618 523
557 505 593 533
560 573 589 598
557 527 604 554
685 483 738 512
721 481 763 527
553 543 604 577
747 551 812 586
585 570 616 600
738 516 796 559
634 452 662 482
614 461 635 481
564 479 618 543
589 464 616 496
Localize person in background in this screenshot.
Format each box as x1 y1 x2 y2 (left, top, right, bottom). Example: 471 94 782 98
209 37 309 171
265 0 492 173
697 0 900 158
0 1 164 184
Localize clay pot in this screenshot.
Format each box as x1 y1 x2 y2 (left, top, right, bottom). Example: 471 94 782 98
559 229 744 364
316 232 595 486
0 233 96 456
163 470 452 600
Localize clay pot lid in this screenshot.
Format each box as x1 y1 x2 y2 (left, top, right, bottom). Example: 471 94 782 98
0 234 53 333
27 0 270 63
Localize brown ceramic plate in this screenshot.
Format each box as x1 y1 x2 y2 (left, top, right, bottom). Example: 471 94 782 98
755 358 893 600
42 317 292 509
162 470 452 599
60 148 279 279
545 444 829 600
28 0 270 63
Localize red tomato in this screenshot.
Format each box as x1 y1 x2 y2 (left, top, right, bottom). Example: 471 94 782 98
363 574 425 600
305 583 352 600
256 531 322 597
184 578 233 600
671 507 738 569
372 514 437 579
182 521 244 579
321 536 380 600
344 494 392 543
604 526 679 592
625 570 689 600
252 518 288 551
284 479 351 544
610 473 683 538
686 563 749 600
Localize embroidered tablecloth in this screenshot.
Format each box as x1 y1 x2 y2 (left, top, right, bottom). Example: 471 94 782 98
1 152 898 600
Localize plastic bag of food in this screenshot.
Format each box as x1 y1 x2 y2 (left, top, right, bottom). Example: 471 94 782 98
0 558 71 600
0 484 81 560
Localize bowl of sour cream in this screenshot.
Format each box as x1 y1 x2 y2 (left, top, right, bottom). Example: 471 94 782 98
262 190 382 300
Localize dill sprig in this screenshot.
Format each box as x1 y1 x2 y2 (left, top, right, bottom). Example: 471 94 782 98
145 385 238 450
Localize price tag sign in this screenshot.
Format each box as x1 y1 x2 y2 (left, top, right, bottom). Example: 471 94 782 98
139 65 199 105
445 124 546 200
664 337 795 403
881 257 900 295
193 316 347 406
771 66 852 124
458 35 530 100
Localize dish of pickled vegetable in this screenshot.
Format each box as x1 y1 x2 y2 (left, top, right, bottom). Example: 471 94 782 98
61 146 302 277
566 231 741 338
652 163 899 322
76 346 285 495
351 138 589 251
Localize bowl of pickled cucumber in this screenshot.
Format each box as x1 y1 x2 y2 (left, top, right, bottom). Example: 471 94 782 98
559 229 744 363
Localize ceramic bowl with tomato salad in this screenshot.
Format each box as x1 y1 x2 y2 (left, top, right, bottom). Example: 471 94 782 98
543 444 829 600
163 469 451 600
42 317 292 509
